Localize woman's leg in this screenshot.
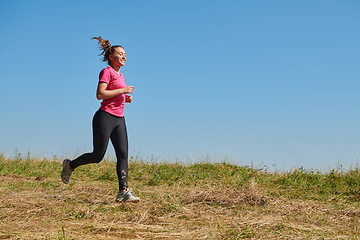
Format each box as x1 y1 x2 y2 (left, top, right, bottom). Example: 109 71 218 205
111 117 139 202
110 117 129 192
69 110 117 169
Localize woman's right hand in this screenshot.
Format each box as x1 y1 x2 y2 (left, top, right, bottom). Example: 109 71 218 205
122 86 134 94
97 83 135 100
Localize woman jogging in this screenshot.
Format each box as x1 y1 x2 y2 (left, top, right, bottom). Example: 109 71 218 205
61 36 140 203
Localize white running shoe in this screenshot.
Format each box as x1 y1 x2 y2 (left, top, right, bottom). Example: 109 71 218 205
116 190 140 203
61 159 73 184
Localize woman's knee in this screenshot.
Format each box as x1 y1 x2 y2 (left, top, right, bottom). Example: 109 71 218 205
90 152 105 163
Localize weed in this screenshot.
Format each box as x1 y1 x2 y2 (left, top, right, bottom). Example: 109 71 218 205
57 226 66 240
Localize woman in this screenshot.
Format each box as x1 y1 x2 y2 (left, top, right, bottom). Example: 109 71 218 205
61 36 140 203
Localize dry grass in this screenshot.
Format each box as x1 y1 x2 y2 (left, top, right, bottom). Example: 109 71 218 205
0 158 359 239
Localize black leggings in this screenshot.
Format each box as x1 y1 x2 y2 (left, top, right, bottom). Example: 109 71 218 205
69 109 129 191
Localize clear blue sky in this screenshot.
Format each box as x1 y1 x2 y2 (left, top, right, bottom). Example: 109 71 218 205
1 0 359 171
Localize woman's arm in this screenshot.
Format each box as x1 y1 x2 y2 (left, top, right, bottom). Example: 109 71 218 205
96 82 134 100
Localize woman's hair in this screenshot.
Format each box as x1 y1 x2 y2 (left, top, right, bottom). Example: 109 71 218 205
93 36 124 64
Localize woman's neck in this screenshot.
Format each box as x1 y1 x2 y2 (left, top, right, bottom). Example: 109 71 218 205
110 65 121 74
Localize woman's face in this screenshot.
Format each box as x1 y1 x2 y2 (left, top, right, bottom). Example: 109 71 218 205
109 47 127 67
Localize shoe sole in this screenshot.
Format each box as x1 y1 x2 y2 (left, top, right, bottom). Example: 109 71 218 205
116 199 140 203
61 160 71 184
115 197 140 203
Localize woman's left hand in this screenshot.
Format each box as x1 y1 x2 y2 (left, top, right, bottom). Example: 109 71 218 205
125 95 133 103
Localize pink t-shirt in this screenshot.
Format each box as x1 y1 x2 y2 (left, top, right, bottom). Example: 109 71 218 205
98 66 127 117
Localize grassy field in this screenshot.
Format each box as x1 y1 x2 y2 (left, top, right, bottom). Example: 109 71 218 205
0 154 359 239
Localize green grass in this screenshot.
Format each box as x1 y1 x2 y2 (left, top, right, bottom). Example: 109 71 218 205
0 154 359 203
261 167 360 202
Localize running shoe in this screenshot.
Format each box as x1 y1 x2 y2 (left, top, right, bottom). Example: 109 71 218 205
61 159 73 184
116 190 140 203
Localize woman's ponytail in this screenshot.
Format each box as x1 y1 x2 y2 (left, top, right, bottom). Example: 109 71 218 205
93 36 124 64
93 36 112 63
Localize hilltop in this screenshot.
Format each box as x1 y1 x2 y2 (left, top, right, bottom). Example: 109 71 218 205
0 157 359 239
